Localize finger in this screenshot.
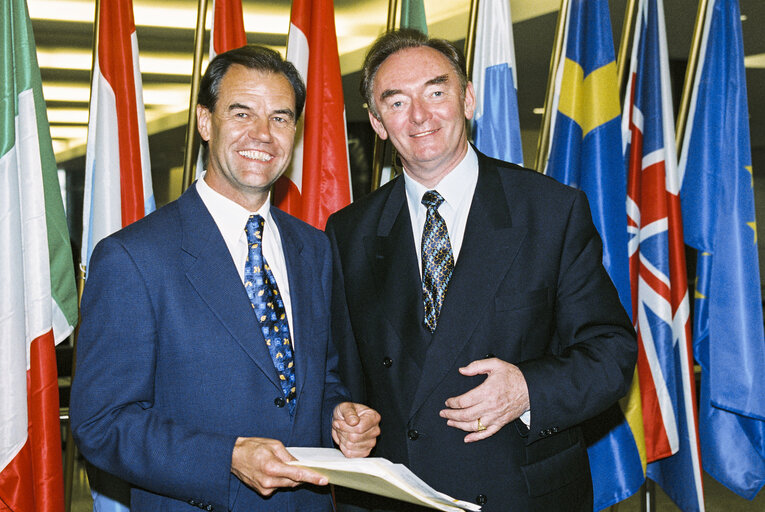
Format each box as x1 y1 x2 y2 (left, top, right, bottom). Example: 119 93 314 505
443 385 485 410
335 402 361 427
462 424 501 443
440 403 482 422
444 416 491 433
458 358 500 376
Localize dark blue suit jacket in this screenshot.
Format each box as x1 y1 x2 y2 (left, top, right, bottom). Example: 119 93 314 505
71 185 350 512
326 150 637 511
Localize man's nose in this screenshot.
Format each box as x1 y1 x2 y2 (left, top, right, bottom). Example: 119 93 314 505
248 116 273 142
409 98 430 124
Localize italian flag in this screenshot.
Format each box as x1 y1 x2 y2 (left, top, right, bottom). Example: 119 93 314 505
274 0 352 230
0 0 79 509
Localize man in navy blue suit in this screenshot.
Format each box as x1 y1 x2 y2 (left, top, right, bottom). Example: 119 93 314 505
327 30 636 511
71 45 380 512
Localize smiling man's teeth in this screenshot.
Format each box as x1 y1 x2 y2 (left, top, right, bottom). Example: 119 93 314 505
238 150 273 161
411 130 436 138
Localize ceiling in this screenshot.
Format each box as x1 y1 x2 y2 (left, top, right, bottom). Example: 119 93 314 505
28 0 765 175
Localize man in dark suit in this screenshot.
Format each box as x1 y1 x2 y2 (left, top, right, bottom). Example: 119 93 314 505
326 30 637 511
70 45 380 512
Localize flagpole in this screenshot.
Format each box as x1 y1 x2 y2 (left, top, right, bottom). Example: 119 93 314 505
616 0 639 94
463 0 480 80
63 0 101 506
182 0 210 193
675 0 710 153
370 0 398 192
533 0 569 172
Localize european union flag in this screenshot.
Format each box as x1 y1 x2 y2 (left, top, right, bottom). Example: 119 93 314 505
545 1 644 509
678 0 765 499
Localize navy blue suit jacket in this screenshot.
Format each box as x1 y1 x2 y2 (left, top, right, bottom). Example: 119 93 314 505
326 151 637 511
71 185 350 511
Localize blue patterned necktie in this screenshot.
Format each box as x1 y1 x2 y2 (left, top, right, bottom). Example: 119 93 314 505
244 214 296 414
421 190 454 332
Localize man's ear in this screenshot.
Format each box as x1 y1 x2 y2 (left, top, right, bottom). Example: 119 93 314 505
464 82 476 121
368 110 389 140
197 104 211 142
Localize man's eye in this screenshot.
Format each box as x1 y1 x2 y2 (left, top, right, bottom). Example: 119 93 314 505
392 101 403 108
234 112 248 118
432 91 443 97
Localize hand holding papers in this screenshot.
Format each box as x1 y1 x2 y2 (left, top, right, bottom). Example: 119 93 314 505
287 447 481 512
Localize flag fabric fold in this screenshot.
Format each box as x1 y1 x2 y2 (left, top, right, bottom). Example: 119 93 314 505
622 0 704 509
545 1 645 508
471 0 523 165
400 0 428 35
275 0 351 229
678 0 765 499
81 0 154 271
0 0 78 509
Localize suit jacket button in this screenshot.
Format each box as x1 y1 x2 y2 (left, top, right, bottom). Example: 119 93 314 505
484 353 496 359
476 494 487 505
382 357 393 368
188 500 197 506
206 506 213 511
552 427 559 433
407 429 419 440
274 397 286 407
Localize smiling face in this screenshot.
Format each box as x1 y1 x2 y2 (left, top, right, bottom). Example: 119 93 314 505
197 64 297 211
369 46 475 188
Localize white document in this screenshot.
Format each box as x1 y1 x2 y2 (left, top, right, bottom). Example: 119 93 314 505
287 447 481 512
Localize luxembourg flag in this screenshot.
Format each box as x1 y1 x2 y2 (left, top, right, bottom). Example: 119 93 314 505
195 0 247 179
471 0 523 165
274 0 351 229
622 0 703 509
81 0 154 271
0 0 79 509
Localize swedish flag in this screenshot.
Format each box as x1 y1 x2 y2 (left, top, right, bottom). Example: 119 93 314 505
545 1 645 509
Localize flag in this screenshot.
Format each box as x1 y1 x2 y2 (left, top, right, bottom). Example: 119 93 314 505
195 0 247 179
400 0 427 34
274 0 351 229
210 0 246 58
545 1 645 508
0 0 78 509
623 0 704 509
81 0 155 271
678 0 765 499
80 0 154 508
471 0 523 165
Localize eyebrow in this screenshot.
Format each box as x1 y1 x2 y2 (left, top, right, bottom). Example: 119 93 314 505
379 74 450 102
227 103 295 120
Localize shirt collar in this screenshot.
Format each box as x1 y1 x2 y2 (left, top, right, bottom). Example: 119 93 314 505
196 174 272 244
403 145 479 213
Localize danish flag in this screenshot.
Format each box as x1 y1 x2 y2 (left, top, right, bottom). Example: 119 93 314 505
622 0 703 509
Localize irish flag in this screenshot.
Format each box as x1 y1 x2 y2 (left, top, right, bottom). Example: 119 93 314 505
274 0 351 229
0 0 79 509
81 0 154 270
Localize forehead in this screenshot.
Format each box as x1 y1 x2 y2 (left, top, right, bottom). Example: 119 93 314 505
373 46 455 92
217 64 295 108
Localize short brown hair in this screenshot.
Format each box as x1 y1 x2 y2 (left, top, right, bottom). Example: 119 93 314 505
359 29 468 118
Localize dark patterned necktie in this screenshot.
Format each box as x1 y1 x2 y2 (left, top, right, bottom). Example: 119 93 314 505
244 214 296 414
421 190 454 332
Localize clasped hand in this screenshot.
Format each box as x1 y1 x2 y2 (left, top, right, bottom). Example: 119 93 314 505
439 358 530 443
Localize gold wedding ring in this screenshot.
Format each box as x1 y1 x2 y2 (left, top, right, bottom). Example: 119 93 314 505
476 417 487 432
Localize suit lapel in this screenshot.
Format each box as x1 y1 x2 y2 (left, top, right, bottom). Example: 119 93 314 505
410 160 528 418
270 209 314 406
178 187 283 391
364 178 429 368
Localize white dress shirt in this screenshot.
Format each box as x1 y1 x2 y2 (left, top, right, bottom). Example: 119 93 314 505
196 177 295 346
403 145 479 275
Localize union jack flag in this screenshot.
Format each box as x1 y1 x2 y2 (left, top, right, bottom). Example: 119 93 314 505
622 0 704 509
